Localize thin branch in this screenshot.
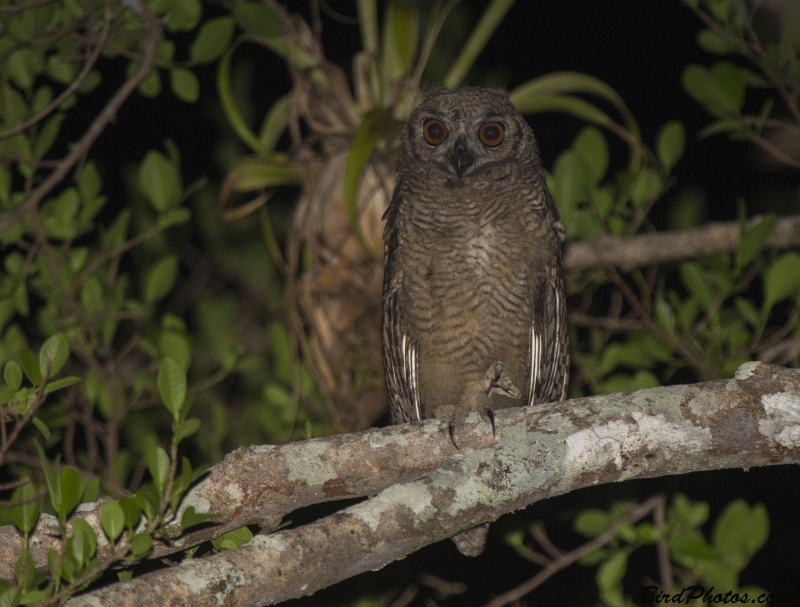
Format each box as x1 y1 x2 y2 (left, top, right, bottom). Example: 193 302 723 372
562 214 800 272
0 3 115 141
481 497 664 607
0 3 163 232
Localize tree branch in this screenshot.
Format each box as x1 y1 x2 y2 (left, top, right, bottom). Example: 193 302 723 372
562 214 800 271
19 360 794 607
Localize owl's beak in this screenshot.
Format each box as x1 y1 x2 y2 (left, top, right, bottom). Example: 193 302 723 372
450 137 473 177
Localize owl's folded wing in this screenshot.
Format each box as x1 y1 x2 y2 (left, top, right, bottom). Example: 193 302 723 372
527 266 570 407
382 267 422 423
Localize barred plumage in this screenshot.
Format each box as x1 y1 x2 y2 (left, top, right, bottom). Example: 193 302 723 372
381 86 569 556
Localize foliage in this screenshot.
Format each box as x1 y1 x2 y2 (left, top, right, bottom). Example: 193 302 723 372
504 495 771 607
0 0 797 604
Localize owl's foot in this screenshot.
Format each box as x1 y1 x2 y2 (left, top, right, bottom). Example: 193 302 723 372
484 361 521 399
448 420 459 450
480 405 496 436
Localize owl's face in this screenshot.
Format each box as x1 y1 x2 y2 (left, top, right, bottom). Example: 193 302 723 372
402 86 536 181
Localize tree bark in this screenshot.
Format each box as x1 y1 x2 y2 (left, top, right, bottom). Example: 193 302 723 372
47 361 800 607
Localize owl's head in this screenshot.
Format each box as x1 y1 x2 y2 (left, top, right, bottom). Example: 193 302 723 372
401 86 538 180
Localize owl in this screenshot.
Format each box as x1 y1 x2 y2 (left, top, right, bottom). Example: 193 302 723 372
381 86 570 556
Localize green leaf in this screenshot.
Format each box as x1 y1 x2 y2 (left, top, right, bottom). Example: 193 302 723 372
102 209 131 250
711 61 745 112
680 262 716 310
221 157 301 194
58 467 82 521
443 0 515 88
765 252 800 307
712 499 769 559
138 151 180 213
174 418 200 442
33 440 59 515
45 376 81 395
158 357 186 417
596 550 627 591
672 534 716 560
343 109 391 259
735 297 761 330
636 522 660 544
0 586 22 607
119 496 142 530
574 509 612 537
190 17 236 64
232 2 281 37
4 361 22 390
737 214 776 269
167 0 201 31
180 506 215 532
696 29 737 54
682 64 735 115
130 533 153 558
11 483 40 537
39 332 68 378
19 589 46 605
19 351 42 386
31 417 50 440
82 478 100 503
170 69 199 103
159 331 191 372
78 161 102 202
211 526 253 551
551 150 591 215
572 126 608 184
381 1 419 83
100 500 125 543
509 71 641 163
70 518 97 566
258 94 291 152
629 168 661 207
656 120 685 171
143 255 179 304
147 446 171 497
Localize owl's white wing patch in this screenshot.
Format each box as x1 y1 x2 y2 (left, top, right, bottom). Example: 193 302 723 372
527 269 569 406
382 269 422 423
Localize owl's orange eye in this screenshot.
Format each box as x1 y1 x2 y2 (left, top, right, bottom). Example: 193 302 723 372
423 119 448 145
478 122 505 147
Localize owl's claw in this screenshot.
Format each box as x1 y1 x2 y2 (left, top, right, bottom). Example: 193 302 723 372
448 420 459 450
481 406 496 436
484 361 521 399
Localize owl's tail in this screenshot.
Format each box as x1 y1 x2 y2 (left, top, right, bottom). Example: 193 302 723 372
451 522 490 557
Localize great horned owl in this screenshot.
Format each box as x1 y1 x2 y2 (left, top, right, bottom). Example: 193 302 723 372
381 86 570 556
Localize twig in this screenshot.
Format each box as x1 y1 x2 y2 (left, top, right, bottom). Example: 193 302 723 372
653 495 673 592
0 2 163 232
0 2 115 141
481 497 664 607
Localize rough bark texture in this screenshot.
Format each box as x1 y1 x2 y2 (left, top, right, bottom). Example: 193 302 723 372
562 214 800 270
48 361 800 607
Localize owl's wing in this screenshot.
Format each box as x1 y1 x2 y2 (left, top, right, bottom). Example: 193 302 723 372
527 257 570 406
382 185 423 424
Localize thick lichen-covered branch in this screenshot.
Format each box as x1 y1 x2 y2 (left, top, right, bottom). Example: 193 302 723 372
57 361 799 607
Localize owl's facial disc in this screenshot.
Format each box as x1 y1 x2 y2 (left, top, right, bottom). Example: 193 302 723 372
450 135 474 178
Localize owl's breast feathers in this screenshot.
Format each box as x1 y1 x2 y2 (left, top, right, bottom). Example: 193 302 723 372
382 180 568 423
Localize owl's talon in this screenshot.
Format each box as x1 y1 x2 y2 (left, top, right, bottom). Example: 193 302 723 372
448 421 459 450
484 361 522 399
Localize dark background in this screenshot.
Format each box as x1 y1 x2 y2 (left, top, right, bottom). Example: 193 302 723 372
74 1 800 604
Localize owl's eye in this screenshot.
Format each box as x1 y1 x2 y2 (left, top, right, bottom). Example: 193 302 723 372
423 119 448 145
478 122 505 147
